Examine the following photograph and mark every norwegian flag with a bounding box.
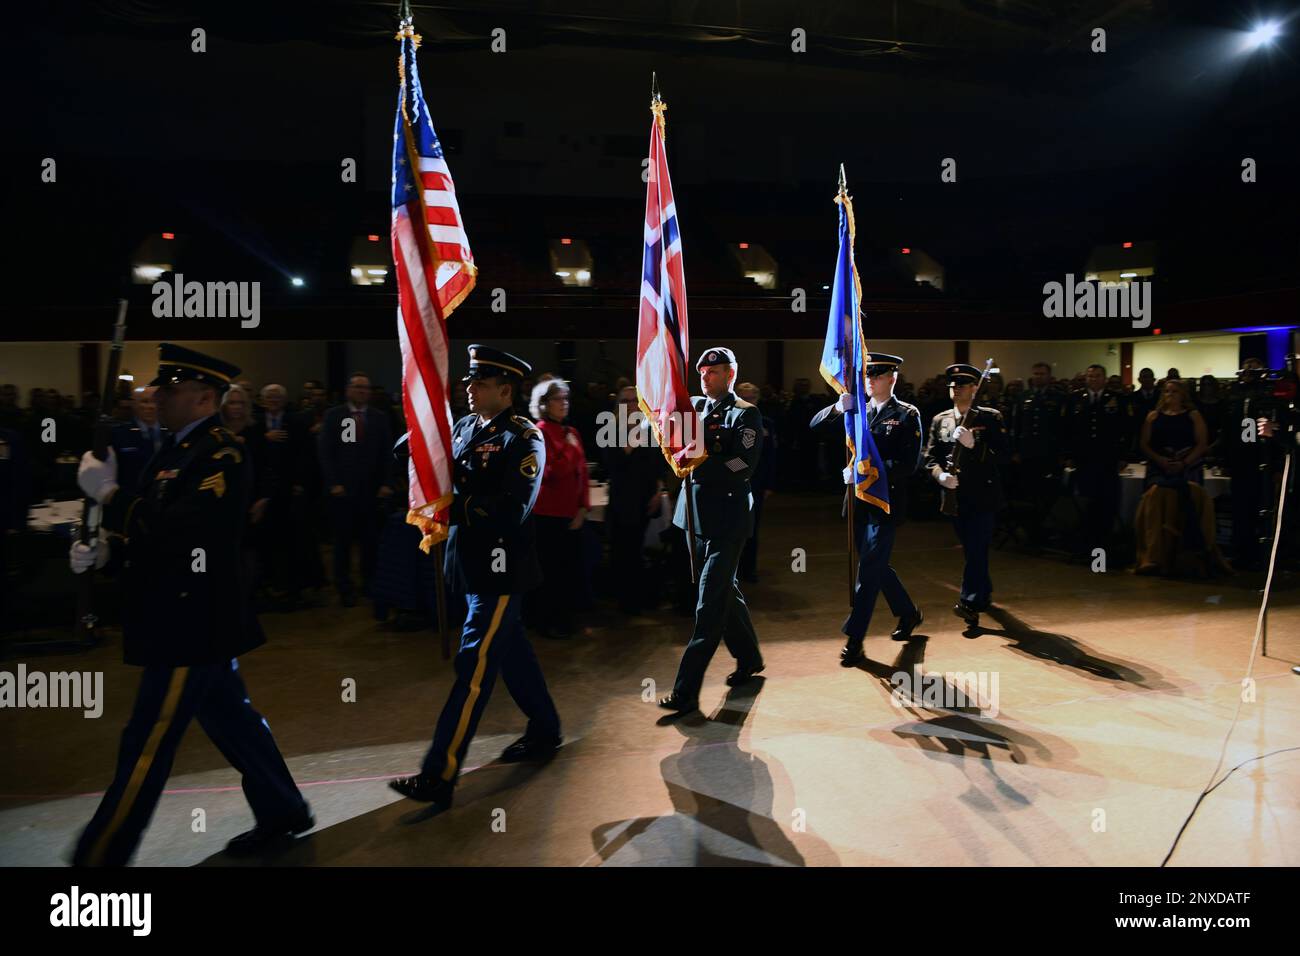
[391,19,476,551]
[636,104,704,477]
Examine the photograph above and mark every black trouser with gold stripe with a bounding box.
[420,593,561,784]
[73,658,307,867]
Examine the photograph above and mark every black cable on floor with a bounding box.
[1161,450,1293,867]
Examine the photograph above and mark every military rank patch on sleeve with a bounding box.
[725,457,746,472]
[519,452,539,478]
[740,428,756,449]
[198,471,227,498]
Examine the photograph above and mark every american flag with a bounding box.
[391,19,475,551]
[636,102,704,477]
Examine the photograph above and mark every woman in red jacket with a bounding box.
[527,378,590,637]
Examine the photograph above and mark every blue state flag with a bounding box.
[819,187,890,513]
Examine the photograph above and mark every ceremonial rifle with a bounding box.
[73,299,127,644]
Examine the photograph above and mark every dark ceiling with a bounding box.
[10,0,1299,336]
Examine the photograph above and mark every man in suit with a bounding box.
[249,383,308,603]
[923,363,1009,629]
[811,352,924,665]
[70,344,310,865]
[389,345,562,809]
[109,386,167,494]
[658,347,765,714]
[318,373,393,606]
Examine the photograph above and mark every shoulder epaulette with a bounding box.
[733,397,755,410]
[510,415,542,439]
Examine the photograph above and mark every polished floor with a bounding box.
[2,493,1298,867]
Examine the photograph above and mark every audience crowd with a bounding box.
[0,355,1291,639]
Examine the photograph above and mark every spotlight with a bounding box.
[1243,20,1282,50]
[291,277,305,287]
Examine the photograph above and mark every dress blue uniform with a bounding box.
[923,364,1009,626]
[392,346,561,807]
[660,348,764,711]
[73,345,309,866]
[812,353,925,661]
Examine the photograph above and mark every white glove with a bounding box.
[77,449,119,504]
[952,426,975,449]
[843,465,853,485]
[938,471,959,490]
[69,540,108,574]
[837,393,853,412]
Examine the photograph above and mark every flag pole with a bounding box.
[839,165,857,606]
[396,0,449,657]
[650,74,697,584]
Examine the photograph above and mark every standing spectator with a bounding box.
[736,382,776,583]
[0,426,31,631]
[220,385,254,436]
[0,384,22,430]
[527,379,589,638]
[318,373,393,607]
[604,386,667,616]
[1065,364,1133,555]
[1010,362,1066,546]
[782,377,818,490]
[221,386,259,583]
[1194,375,1224,447]
[111,386,168,494]
[249,384,311,607]
[1130,368,1160,437]
[1214,359,1282,570]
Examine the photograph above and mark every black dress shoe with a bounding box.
[657,692,698,713]
[499,734,562,763]
[388,773,453,807]
[840,639,865,666]
[952,601,979,626]
[725,663,765,686]
[225,807,314,856]
[891,608,924,641]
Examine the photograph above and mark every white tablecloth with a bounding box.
[27,499,92,534]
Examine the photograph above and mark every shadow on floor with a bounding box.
[194,757,556,867]
[588,679,840,866]
[974,606,1178,690]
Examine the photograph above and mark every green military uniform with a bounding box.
[73,344,308,866]
[661,347,764,710]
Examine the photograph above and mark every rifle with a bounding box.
[946,356,993,515]
[73,300,128,644]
